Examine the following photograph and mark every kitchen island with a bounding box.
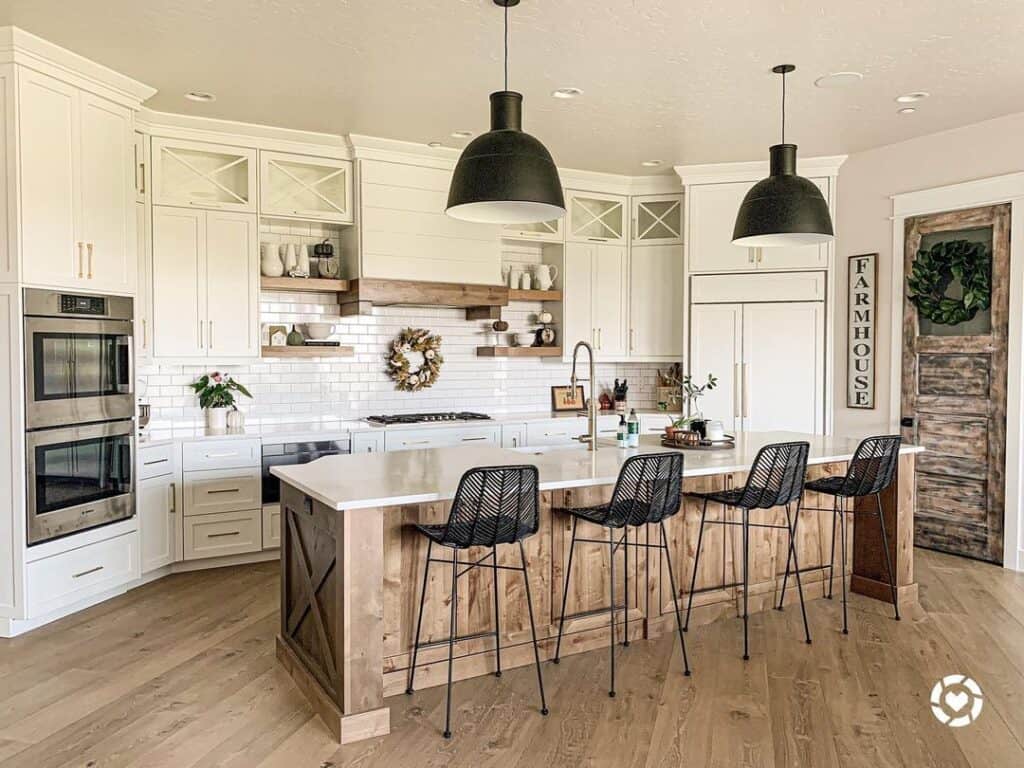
[271,431,922,743]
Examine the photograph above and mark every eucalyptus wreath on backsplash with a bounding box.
[907,238,991,326]
[387,328,444,392]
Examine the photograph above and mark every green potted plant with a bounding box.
[191,372,252,430]
[665,373,718,438]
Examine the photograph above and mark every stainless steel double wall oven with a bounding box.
[23,289,136,545]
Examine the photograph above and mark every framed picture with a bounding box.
[847,253,876,409]
[551,384,586,412]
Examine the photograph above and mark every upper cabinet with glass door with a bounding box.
[151,138,256,213]
[259,151,353,224]
[501,217,563,243]
[631,194,683,246]
[566,190,628,244]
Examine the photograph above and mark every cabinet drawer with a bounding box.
[138,443,177,480]
[185,468,262,518]
[351,431,385,453]
[501,424,526,449]
[183,509,262,560]
[184,468,261,516]
[690,271,826,303]
[384,425,499,452]
[26,533,138,617]
[639,413,674,434]
[262,504,281,550]
[181,439,260,471]
[526,419,587,446]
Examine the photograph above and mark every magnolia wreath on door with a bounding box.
[907,238,991,325]
[387,328,444,392]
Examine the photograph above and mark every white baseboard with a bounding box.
[0,583,130,638]
[171,549,278,573]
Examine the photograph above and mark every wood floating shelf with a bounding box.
[476,346,562,358]
[508,289,562,302]
[336,278,510,319]
[261,345,354,358]
[260,277,351,293]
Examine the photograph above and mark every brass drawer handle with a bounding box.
[72,565,104,579]
[206,488,241,494]
[208,531,241,538]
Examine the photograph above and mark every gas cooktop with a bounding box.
[364,412,492,426]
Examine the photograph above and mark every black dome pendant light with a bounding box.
[732,65,834,247]
[446,0,566,224]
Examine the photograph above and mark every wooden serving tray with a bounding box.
[661,435,736,451]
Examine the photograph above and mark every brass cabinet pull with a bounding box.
[86,243,94,279]
[72,565,104,579]
[208,531,241,538]
[206,487,241,495]
[168,482,177,513]
[77,242,85,278]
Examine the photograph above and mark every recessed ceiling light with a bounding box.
[427,141,443,148]
[451,130,473,139]
[641,160,662,167]
[896,91,929,103]
[814,71,863,89]
[551,87,583,99]
[897,107,917,115]
[185,91,216,102]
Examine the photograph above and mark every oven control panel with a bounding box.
[60,294,107,315]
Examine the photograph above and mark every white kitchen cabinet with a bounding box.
[183,509,262,561]
[138,472,178,574]
[151,138,256,212]
[351,431,385,453]
[689,300,824,434]
[639,412,675,435]
[524,416,619,446]
[25,533,138,617]
[564,242,627,356]
[501,424,526,449]
[687,179,830,273]
[689,303,743,432]
[566,190,628,244]
[631,195,682,246]
[17,68,135,292]
[151,206,258,360]
[384,425,500,452]
[262,505,281,550]
[135,202,151,359]
[184,468,262,517]
[133,131,147,202]
[259,150,353,223]
[628,244,682,358]
[501,218,563,243]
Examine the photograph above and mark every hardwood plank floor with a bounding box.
[2,549,1023,767]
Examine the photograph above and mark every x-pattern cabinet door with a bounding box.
[631,194,683,246]
[152,138,256,212]
[567,191,628,244]
[259,151,353,223]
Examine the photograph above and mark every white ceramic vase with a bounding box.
[226,409,245,429]
[205,407,229,430]
[296,244,311,276]
[260,243,284,277]
[283,243,298,273]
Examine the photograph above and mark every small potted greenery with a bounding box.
[666,373,718,439]
[191,372,252,430]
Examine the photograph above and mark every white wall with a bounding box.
[834,111,1024,434]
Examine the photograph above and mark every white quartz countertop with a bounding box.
[271,430,924,512]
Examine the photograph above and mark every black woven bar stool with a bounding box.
[552,453,691,698]
[683,441,812,660]
[779,435,902,633]
[405,465,548,739]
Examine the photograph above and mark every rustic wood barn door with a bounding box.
[902,203,1010,562]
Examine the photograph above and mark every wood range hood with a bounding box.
[338,278,510,320]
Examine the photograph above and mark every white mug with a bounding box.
[705,420,726,441]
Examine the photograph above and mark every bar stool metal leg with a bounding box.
[785,501,812,644]
[553,516,578,664]
[443,547,458,739]
[492,545,502,677]
[839,496,849,635]
[684,498,709,632]
[875,493,901,620]
[518,541,549,715]
[826,496,839,599]
[660,521,691,676]
[406,539,432,695]
[742,507,750,661]
[622,527,630,647]
[608,527,616,697]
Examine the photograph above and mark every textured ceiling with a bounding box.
[1,0,1022,173]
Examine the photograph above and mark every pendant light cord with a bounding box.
[781,68,786,144]
[504,2,509,91]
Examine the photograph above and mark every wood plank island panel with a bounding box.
[275,448,918,743]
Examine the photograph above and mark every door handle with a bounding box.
[733,363,741,418]
[208,321,213,349]
[142,318,148,350]
[460,436,488,442]
[168,482,176,513]
[86,243,94,279]
[198,320,203,348]
[208,531,241,538]
[629,328,635,352]
[597,327,603,349]
[742,363,750,419]
[206,488,241,495]
[77,242,85,278]
[72,565,104,579]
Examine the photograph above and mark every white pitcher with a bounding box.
[533,263,559,291]
[260,243,284,277]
